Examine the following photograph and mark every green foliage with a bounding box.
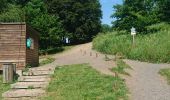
[43,64,129,100]
[46,0,102,43]
[0,0,8,12]
[101,24,112,33]
[0,4,24,22]
[156,0,170,22]
[111,0,160,33]
[24,0,66,50]
[159,68,170,84]
[93,23,170,63]
[39,57,55,66]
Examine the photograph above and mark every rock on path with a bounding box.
[124,59,170,100]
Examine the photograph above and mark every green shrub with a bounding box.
[93,23,170,63]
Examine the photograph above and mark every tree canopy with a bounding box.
[46,0,102,43]
[112,0,170,33]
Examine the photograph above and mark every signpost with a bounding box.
[131,27,136,45]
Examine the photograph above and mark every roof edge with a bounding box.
[0,22,26,25]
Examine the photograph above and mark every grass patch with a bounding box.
[43,64,129,100]
[112,60,132,76]
[0,74,10,99]
[159,68,170,84]
[93,23,170,63]
[39,57,55,66]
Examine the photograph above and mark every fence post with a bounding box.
[3,63,14,83]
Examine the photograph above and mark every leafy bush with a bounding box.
[93,23,170,63]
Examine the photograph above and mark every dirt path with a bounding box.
[124,59,170,100]
[39,43,115,76]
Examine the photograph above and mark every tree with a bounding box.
[155,0,170,22]
[0,0,8,12]
[101,24,112,33]
[111,0,159,33]
[46,0,102,43]
[24,0,66,49]
[0,4,24,22]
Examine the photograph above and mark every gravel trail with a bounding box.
[124,59,170,100]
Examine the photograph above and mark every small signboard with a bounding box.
[26,38,32,48]
[65,37,70,44]
[131,27,136,35]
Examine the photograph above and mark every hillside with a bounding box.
[93,23,170,63]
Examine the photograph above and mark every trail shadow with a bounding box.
[39,47,64,55]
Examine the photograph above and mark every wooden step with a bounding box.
[19,76,50,79]
[18,76,51,82]
[11,82,48,89]
[22,70,54,76]
[2,89,45,98]
[4,97,39,100]
[29,67,55,71]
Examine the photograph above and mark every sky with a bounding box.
[100,0,122,26]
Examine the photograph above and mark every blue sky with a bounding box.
[100,0,122,26]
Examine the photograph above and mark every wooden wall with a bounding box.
[0,23,26,70]
[26,25,39,67]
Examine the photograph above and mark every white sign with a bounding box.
[131,27,136,35]
[65,38,69,44]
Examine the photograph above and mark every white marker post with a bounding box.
[131,27,136,46]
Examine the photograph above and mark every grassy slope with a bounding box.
[0,75,10,99]
[159,68,170,84]
[43,64,128,100]
[93,23,170,63]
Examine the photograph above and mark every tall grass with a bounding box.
[93,23,170,63]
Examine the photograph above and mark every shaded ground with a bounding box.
[124,59,170,100]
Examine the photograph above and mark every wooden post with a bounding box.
[132,35,135,46]
[3,63,14,83]
[90,52,92,56]
[96,53,98,58]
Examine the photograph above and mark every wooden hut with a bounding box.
[0,22,39,70]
